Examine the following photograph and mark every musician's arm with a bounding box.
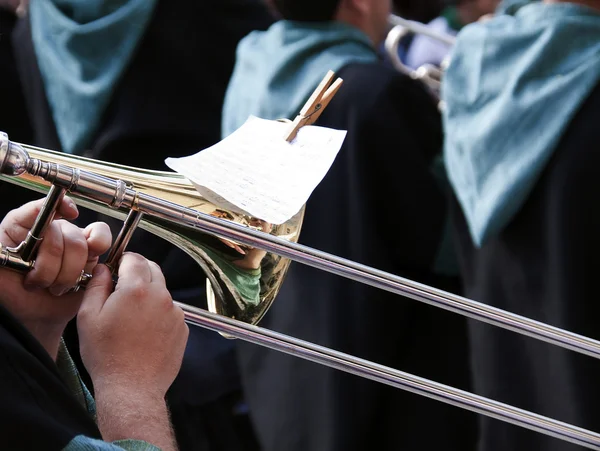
[0,202,185,451]
[77,257,188,451]
[92,387,176,451]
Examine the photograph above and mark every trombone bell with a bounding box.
[0,133,303,328]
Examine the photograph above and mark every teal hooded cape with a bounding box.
[221,20,378,138]
[30,0,158,154]
[443,1,600,247]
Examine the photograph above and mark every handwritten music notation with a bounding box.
[165,116,347,224]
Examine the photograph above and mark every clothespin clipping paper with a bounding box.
[284,70,344,142]
[165,71,346,225]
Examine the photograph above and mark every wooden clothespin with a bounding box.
[284,70,344,142]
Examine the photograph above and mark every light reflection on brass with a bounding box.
[1,144,303,327]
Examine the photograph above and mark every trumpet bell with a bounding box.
[0,143,303,328]
[385,15,456,101]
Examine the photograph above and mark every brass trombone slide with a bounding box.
[2,135,600,449]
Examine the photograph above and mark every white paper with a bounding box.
[165,116,347,224]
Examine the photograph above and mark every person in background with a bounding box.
[0,0,30,144]
[0,197,189,450]
[0,0,34,219]
[443,0,600,449]
[267,0,447,21]
[10,1,274,449]
[222,0,476,450]
[404,0,500,69]
[393,0,446,22]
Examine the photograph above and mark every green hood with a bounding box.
[222,20,377,137]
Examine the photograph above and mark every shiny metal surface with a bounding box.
[0,139,303,326]
[389,15,456,46]
[18,185,66,262]
[385,15,455,101]
[105,209,144,273]
[0,183,67,273]
[0,245,33,272]
[177,302,600,450]
[2,135,600,447]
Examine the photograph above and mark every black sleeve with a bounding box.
[0,307,101,450]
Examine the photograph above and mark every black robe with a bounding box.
[451,83,600,451]
[0,7,34,217]
[236,62,477,451]
[7,1,273,450]
[0,304,102,450]
[0,8,31,144]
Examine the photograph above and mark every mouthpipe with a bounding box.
[0,132,29,177]
[0,132,133,209]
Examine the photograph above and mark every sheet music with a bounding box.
[165,116,347,224]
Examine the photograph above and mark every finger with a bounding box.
[56,196,79,220]
[218,238,246,255]
[82,223,112,275]
[84,222,112,260]
[220,238,236,249]
[78,264,113,319]
[114,253,153,288]
[47,221,88,296]
[147,260,166,287]
[230,242,246,255]
[0,198,46,245]
[24,221,64,289]
[0,197,78,246]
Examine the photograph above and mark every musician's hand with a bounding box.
[77,253,189,398]
[0,197,112,327]
[77,253,187,451]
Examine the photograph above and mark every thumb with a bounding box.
[78,264,113,318]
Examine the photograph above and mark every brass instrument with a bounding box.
[0,134,302,327]
[2,134,600,449]
[385,15,455,101]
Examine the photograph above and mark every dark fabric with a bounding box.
[0,8,38,220]
[169,389,260,451]
[237,62,477,451]
[392,0,445,22]
[451,82,600,451]
[11,0,273,449]
[0,9,32,144]
[13,0,275,169]
[0,304,102,450]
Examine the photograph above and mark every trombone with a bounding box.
[2,133,600,449]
